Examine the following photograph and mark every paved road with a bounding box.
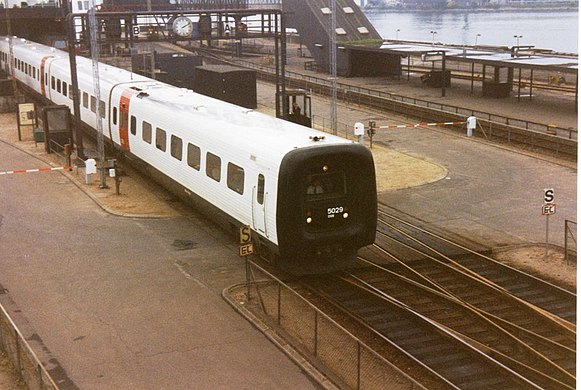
[0,139,317,389]
[375,126,577,248]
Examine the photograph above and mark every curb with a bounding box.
[222,284,340,390]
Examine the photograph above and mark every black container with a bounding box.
[193,65,257,109]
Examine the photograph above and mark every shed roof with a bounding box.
[345,42,578,74]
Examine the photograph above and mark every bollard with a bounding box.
[354,122,365,145]
[85,158,96,185]
[64,144,72,168]
[467,116,476,137]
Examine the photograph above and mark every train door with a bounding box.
[118,91,132,151]
[252,173,267,236]
[40,56,53,98]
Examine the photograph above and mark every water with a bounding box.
[364,10,579,54]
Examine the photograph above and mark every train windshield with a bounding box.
[305,172,346,201]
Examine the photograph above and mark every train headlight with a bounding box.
[343,213,349,219]
[322,165,329,172]
[306,217,313,224]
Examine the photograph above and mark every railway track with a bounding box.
[288,207,576,389]
[300,272,572,389]
[374,206,576,324]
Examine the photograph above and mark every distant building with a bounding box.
[72,0,103,12]
[1,0,103,11]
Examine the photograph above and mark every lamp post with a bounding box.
[475,33,481,46]
[430,30,437,45]
[513,34,523,47]
[396,28,400,40]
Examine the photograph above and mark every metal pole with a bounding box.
[246,256,250,300]
[67,16,85,159]
[545,215,549,259]
[329,0,337,135]
[470,62,474,94]
[564,220,569,265]
[88,2,107,189]
[529,68,533,100]
[441,51,446,97]
[274,12,281,118]
[313,311,318,356]
[518,67,522,101]
[280,11,287,118]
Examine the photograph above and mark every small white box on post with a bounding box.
[354,122,365,145]
[85,158,97,185]
[467,116,477,137]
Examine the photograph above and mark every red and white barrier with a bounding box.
[0,166,73,176]
[373,121,465,130]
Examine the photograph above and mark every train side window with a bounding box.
[170,135,182,161]
[257,174,265,205]
[44,74,48,86]
[51,76,55,90]
[227,163,244,195]
[99,100,105,118]
[142,121,152,143]
[112,107,117,125]
[56,79,61,93]
[187,143,200,171]
[206,152,221,182]
[90,96,96,113]
[33,66,36,78]
[155,127,167,151]
[82,92,88,108]
[62,81,67,96]
[130,115,136,135]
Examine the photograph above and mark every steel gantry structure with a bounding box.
[64,6,286,156]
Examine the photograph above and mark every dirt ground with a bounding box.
[492,245,576,292]
[0,111,576,386]
[0,351,24,390]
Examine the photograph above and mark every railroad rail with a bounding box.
[300,272,574,389]
[375,206,577,324]
[242,206,576,388]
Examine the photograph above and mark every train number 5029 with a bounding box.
[327,206,344,218]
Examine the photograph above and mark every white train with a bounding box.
[0,37,377,270]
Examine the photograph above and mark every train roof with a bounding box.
[4,37,355,164]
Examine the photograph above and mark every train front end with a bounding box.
[276,143,377,273]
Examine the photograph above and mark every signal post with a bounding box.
[239,225,254,299]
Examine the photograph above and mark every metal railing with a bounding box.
[564,220,576,265]
[244,259,426,390]
[0,304,59,390]
[233,59,578,141]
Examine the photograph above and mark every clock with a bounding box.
[172,16,193,37]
